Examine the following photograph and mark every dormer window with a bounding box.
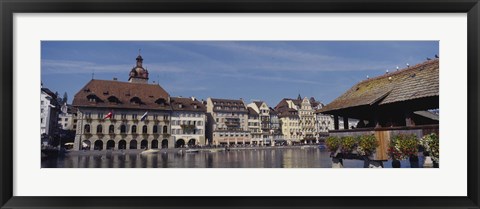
[179,104,183,108]
[86,94,102,103]
[107,96,120,104]
[193,104,197,109]
[155,98,166,105]
[130,97,142,105]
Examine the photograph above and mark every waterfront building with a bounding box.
[315,103,334,134]
[170,97,207,147]
[248,101,273,146]
[205,98,250,146]
[269,108,284,145]
[247,107,262,145]
[275,95,325,144]
[58,103,77,131]
[275,99,301,145]
[72,55,173,150]
[318,59,439,160]
[41,85,61,145]
[298,96,317,143]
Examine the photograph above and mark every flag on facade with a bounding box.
[140,111,148,121]
[104,111,113,119]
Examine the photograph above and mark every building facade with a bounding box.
[41,86,60,139]
[269,108,284,145]
[298,97,316,143]
[247,107,262,145]
[275,95,326,144]
[170,97,207,148]
[205,98,250,146]
[72,55,174,150]
[58,103,77,131]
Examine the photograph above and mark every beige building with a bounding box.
[247,107,262,145]
[205,98,250,146]
[248,101,274,146]
[170,97,206,147]
[72,55,174,150]
[275,95,324,144]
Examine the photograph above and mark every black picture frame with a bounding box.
[1,0,479,208]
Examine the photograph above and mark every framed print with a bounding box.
[1,0,479,208]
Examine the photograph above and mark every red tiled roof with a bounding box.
[171,97,206,112]
[210,98,248,113]
[72,79,171,110]
[319,59,439,113]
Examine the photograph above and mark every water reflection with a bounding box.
[41,148,421,168]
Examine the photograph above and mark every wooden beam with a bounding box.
[343,117,349,130]
[334,115,339,130]
[405,111,416,127]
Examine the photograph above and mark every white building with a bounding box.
[247,107,262,145]
[170,97,207,147]
[58,103,77,131]
[314,103,335,133]
[41,86,60,138]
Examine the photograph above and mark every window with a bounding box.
[163,115,169,120]
[132,114,137,119]
[96,125,103,133]
[121,114,127,119]
[85,113,91,118]
[153,114,158,120]
[109,125,115,134]
[163,126,168,134]
[153,125,158,133]
[142,125,147,134]
[120,125,126,133]
[84,124,91,133]
[97,113,103,119]
[41,118,44,123]
[41,101,44,105]
[131,125,137,134]
[65,118,68,122]
[41,108,44,113]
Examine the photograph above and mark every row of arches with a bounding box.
[84,124,168,134]
[82,139,168,150]
[82,138,197,150]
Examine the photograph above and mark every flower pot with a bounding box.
[392,159,401,168]
[423,156,434,168]
[409,155,419,168]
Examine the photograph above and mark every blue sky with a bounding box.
[41,41,438,107]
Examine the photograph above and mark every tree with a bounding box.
[55,91,62,104]
[62,92,68,104]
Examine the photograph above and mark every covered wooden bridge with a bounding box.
[318,59,439,160]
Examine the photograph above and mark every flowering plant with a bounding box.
[420,133,439,163]
[325,136,341,153]
[357,134,379,156]
[388,134,419,160]
[340,136,357,154]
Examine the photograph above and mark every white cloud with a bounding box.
[41,59,187,74]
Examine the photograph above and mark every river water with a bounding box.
[41,147,422,168]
